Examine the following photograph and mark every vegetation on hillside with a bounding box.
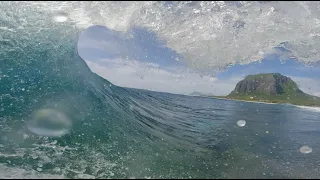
[213,73,320,107]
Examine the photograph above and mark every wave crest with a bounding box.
[1,1,320,69]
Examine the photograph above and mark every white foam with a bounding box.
[0,164,65,179]
[1,2,320,69]
[295,105,320,113]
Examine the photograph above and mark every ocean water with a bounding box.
[1,1,320,179]
[1,71,320,179]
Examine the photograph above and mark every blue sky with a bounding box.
[78,25,184,68]
[78,25,320,96]
[218,57,320,80]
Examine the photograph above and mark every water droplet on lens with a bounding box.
[23,133,28,140]
[53,167,61,172]
[129,104,134,111]
[31,154,38,159]
[52,11,68,22]
[37,167,43,172]
[237,120,246,127]
[26,108,72,137]
[300,145,312,154]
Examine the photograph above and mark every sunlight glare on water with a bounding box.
[26,108,72,137]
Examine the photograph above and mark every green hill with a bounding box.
[223,73,320,107]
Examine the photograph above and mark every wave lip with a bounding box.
[1,1,320,70]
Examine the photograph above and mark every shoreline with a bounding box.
[208,96,278,105]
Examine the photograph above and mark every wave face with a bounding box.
[1,1,320,179]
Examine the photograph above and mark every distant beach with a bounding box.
[208,96,278,105]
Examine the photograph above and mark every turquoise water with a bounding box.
[0,2,320,178]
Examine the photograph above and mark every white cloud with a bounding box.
[77,25,141,61]
[314,92,320,97]
[290,76,320,96]
[78,38,115,52]
[85,58,320,96]
[85,59,241,95]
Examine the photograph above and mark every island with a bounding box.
[189,91,214,97]
[212,73,320,107]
